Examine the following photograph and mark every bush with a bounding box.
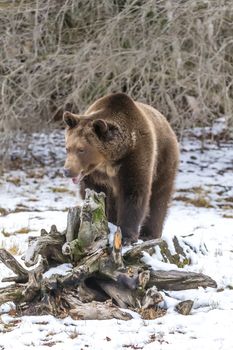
[0,0,232,136]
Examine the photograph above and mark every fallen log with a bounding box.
[148,269,217,291]
[0,189,217,320]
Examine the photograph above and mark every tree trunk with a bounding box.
[0,189,217,320]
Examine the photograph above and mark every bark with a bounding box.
[148,269,217,290]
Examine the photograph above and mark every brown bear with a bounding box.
[63,93,179,244]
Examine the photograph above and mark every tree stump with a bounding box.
[0,189,217,320]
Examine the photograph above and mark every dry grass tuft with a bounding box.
[8,245,20,256]
[0,0,232,142]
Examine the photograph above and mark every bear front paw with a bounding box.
[121,230,139,246]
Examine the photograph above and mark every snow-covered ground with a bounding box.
[0,127,232,350]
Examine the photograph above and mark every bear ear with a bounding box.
[63,111,80,129]
[92,119,108,138]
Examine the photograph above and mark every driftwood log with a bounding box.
[0,189,217,320]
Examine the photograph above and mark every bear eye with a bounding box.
[77,148,85,154]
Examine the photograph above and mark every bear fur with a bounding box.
[63,93,179,244]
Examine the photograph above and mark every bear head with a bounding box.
[63,111,129,184]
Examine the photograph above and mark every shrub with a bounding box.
[0,0,232,136]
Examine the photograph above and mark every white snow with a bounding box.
[43,264,73,278]
[0,129,233,349]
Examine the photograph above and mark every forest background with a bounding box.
[0,0,232,144]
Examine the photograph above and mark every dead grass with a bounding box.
[49,187,76,196]
[138,306,166,320]
[49,186,70,193]
[175,185,215,208]
[6,177,21,186]
[222,214,233,219]
[8,246,20,255]
[175,193,213,208]
[16,227,31,234]
[0,208,8,216]
[190,197,213,208]
[1,228,11,237]
[1,319,21,333]
[1,227,32,237]
[0,0,233,145]
[68,329,80,339]
[14,204,30,212]
[217,196,233,203]
[218,204,233,210]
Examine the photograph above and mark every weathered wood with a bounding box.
[66,206,81,242]
[124,237,190,267]
[19,293,132,320]
[0,248,28,283]
[99,279,138,308]
[0,189,218,320]
[78,189,108,248]
[23,258,47,302]
[1,268,81,316]
[0,284,25,305]
[62,189,109,262]
[148,269,217,291]
[123,239,165,262]
[0,257,46,305]
[66,298,132,320]
[23,224,68,268]
[98,278,161,310]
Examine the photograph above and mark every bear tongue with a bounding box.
[72,174,83,184]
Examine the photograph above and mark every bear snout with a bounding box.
[63,168,72,178]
